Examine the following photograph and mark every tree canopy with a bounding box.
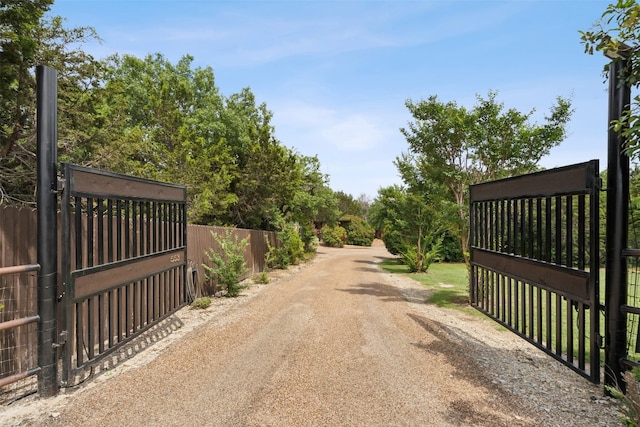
[581,0,640,156]
[0,3,340,248]
[379,91,573,262]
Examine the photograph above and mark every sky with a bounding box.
[49,0,614,199]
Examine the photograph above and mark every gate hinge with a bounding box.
[53,330,67,349]
[57,179,65,192]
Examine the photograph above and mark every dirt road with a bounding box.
[3,241,621,426]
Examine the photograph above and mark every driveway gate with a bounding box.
[60,163,187,385]
[469,160,601,383]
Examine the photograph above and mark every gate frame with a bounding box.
[59,163,188,385]
[469,160,601,383]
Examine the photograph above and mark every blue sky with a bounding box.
[49,0,612,199]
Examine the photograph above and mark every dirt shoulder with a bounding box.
[2,241,622,426]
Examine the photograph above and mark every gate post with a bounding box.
[36,65,59,397]
[604,55,631,392]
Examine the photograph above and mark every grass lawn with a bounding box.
[380,258,472,311]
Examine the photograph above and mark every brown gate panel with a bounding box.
[60,164,187,385]
[469,160,601,383]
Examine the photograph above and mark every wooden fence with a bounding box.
[188,224,278,295]
[0,206,277,399]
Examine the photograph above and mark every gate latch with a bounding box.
[53,330,67,349]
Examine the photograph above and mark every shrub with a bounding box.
[400,234,444,273]
[440,232,464,262]
[340,215,375,246]
[305,235,320,252]
[321,224,346,247]
[253,272,269,284]
[190,296,211,309]
[299,222,319,253]
[381,227,404,255]
[266,222,305,269]
[202,230,249,297]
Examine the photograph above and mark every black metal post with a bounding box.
[36,65,59,397]
[605,57,631,392]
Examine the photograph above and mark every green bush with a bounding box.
[381,227,404,255]
[266,222,305,269]
[340,215,375,246]
[305,235,320,252]
[400,234,444,273]
[440,232,464,262]
[299,222,319,253]
[190,296,211,309]
[202,230,249,297]
[321,224,346,247]
[253,272,269,284]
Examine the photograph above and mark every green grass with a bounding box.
[380,259,471,310]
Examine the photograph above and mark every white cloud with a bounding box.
[273,101,392,152]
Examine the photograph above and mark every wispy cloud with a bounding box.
[95,1,524,68]
[272,100,399,152]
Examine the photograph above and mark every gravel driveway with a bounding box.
[3,241,622,426]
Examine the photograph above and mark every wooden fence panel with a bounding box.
[187,225,277,295]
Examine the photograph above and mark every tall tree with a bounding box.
[220,88,303,229]
[0,0,53,160]
[95,53,236,223]
[400,91,573,258]
[288,155,340,247]
[335,191,362,217]
[581,0,640,156]
[0,2,101,204]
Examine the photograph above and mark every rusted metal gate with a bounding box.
[60,163,187,385]
[469,160,601,383]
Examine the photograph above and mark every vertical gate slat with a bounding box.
[578,302,586,370]
[566,195,573,268]
[87,199,94,268]
[578,195,586,270]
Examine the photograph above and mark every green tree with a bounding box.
[369,185,406,255]
[400,91,573,260]
[95,53,236,223]
[581,0,640,156]
[220,88,313,231]
[0,3,102,204]
[287,155,340,250]
[335,191,362,216]
[0,0,53,162]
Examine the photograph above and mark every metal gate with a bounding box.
[60,163,187,385]
[469,160,601,383]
